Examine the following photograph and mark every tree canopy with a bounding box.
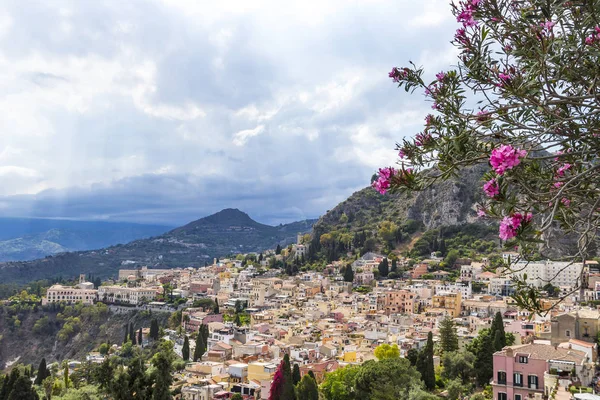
[375,0,600,312]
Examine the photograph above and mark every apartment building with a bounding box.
[98,286,158,305]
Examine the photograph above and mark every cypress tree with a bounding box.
[193,324,207,362]
[149,319,159,341]
[34,358,48,385]
[182,336,190,361]
[281,354,296,400]
[130,323,136,345]
[137,328,143,346]
[63,362,69,390]
[439,317,459,353]
[295,374,318,400]
[391,259,398,273]
[475,330,494,386]
[214,298,219,314]
[276,244,282,255]
[124,323,129,344]
[343,265,354,283]
[292,363,301,385]
[491,312,506,351]
[307,370,316,380]
[378,258,389,277]
[417,332,435,390]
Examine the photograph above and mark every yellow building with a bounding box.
[341,351,357,362]
[431,292,462,318]
[247,361,278,382]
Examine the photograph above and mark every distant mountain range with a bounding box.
[0,209,316,283]
[0,218,172,261]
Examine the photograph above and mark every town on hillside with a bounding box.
[6,232,599,400]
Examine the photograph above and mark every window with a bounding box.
[515,395,522,400]
[528,375,538,389]
[514,373,523,387]
[498,393,507,400]
[497,371,507,384]
[566,330,571,337]
[518,356,528,364]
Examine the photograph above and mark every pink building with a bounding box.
[492,343,590,400]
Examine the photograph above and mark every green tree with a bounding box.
[281,354,296,400]
[123,323,129,344]
[129,323,136,346]
[292,363,301,385]
[443,250,460,268]
[491,312,506,351]
[151,342,175,400]
[439,317,459,353]
[441,351,475,384]
[406,348,419,366]
[182,336,190,361]
[343,265,354,283]
[214,298,220,314]
[194,324,208,362]
[417,332,435,390]
[137,328,142,346]
[391,259,398,273]
[446,378,464,400]
[98,343,110,355]
[354,358,422,400]
[7,370,39,400]
[276,244,282,255]
[378,258,389,277]
[42,376,54,400]
[231,395,243,400]
[475,330,494,386]
[374,343,400,360]
[34,358,49,385]
[149,319,159,341]
[95,358,114,391]
[63,362,70,391]
[295,374,319,400]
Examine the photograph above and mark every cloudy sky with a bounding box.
[0,0,457,226]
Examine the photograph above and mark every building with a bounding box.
[492,343,593,400]
[434,281,472,299]
[43,277,98,306]
[431,292,462,317]
[503,260,587,289]
[98,286,158,305]
[551,309,600,345]
[247,361,278,382]
[383,290,415,315]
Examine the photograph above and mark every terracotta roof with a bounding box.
[496,344,588,364]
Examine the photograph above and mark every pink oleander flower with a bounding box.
[372,167,396,194]
[415,132,432,147]
[586,36,595,45]
[432,102,440,110]
[425,114,434,126]
[499,212,532,241]
[477,208,487,217]
[489,145,527,175]
[455,28,469,46]
[561,198,571,207]
[497,72,511,87]
[398,149,406,159]
[553,181,563,189]
[540,20,555,35]
[556,163,571,176]
[476,110,491,123]
[436,72,446,81]
[483,179,500,198]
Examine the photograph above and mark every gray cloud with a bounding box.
[0,0,457,226]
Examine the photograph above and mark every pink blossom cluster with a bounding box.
[425,114,434,126]
[477,208,487,217]
[415,132,433,147]
[556,163,571,177]
[489,144,527,175]
[435,72,446,81]
[398,149,407,159]
[457,0,481,27]
[499,212,532,241]
[476,110,491,123]
[561,198,571,207]
[372,167,396,194]
[496,72,512,88]
[454,28,470,47]
[389,67,409,82]
[585,26,600,45]
[538,20,555,37]
[483,178,499,198]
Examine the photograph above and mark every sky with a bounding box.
[0,0,458,226]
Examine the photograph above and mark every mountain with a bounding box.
[0,218,172,261]
[315,164,487,235]
[0,209,317,283]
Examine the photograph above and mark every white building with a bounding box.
[98,286,158,305]
[434,281,472,299]
[43,283,98,305]
[503,260,586,289]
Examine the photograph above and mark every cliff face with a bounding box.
[315,164,487,234]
